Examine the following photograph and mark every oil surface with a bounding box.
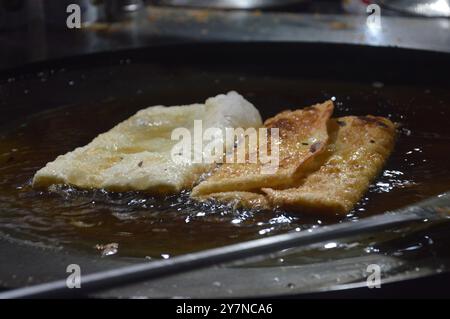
[0,62,450,259]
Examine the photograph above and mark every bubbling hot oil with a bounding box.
[0,96,450,259]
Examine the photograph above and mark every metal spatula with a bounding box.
[1,192,449,299]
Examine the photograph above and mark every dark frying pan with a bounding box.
[0,42,450,298]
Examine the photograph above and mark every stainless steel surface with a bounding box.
[380,0,450,17]
[1,193,449,298]
[43,0,145,26]
[152,0,307,9]
[0,237,420,298]
[2,6,450,70]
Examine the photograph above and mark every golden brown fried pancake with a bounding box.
[33,92,263,194]
[191,100,334,196]
[193,115,396,215]
[263,116,396,215]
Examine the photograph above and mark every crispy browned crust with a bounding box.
[194,115,396,216]
[263,116,396,215]
[191,100,334,196]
